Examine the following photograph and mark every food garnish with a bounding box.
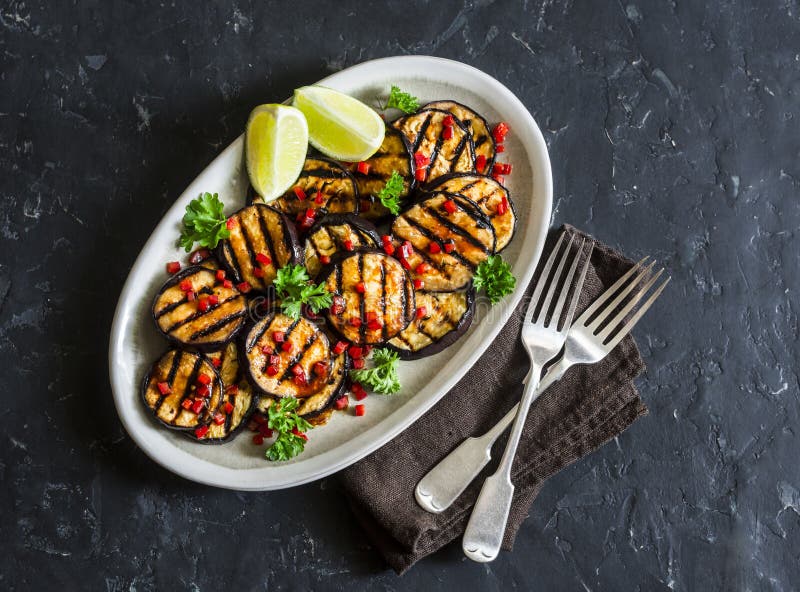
[473,255,516,304]
[376,170,405,215]
[273,264,333,319]
[178,192,231,252]
[350,348,401,394]
[384,85,419,114]
[265,397,313,461]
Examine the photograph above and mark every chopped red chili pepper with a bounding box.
[191,399,205,414]
[333,341,348,355]
[330,295,345,315]
[416,306,427,319]
[314,191,325,205]
[212,412,226,426]
[443,199,457,214]
[367,320,382,331]
[266,365,278,377]
[496,144,505,153]
[195,385,209,398]
[399,257,411,270]
[166,261,181,274]
[293,187,306,201]
[222,279,233,289]
[496,199,508,216]
[415,263,429,274]
[414,151,430,168]
[365,311,378,322]
[415,168,427,182]
[413,278,424,290]
[443,240,455,253]
[157,382,171,395]
[281,341,293,353]
[313,361,327,376]
[291,427,308,441]
[349,317,362,328]
[443,114,454,127]
[383,243,395,256]
[272,331,285,343]
[186,290,195,302]
[291,364,304,377]
[215,269,226,281]
[428,242,441,254]
[211,357,222,368]
[259,424,273,437]
[305,208,316,219]
[400,241,413,258]
[269,354,281,367]
[181,398,193,410]
[355,404,366,416]
[492,122,509,143]
[442,125,453,140]
[194,425,209,439]
[226,217,237,230]
[381,234,392,245]
[179,279,193,292]
[197,373,211,386]
[355,281,366,294]
[223,401,235,414]
[256,252,271,265]
[237,282,252,293]
[349,345,363,359]
[254,267,265,278]
[357,161,370,175]
[197,297,209,312]
[261,344,274,355]
[208,294,219,306]
[293,374,307,386]
[353,358,365,369]
[492,173,505,185]
[252,434,264,445]
[253,413,268,425]
[334,395,349,410]
[475,154,487,173]
[319,254,331,265]
[343,239,354,251]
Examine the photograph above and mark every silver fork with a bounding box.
[417,256,670,531]
[461,232,592,563]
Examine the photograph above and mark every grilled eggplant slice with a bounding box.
[304,214,381,277]
[391,193,496,291]
[142,349,223,431]
[426,173,517,252]
[216,204,302,292]
[241,311,332,399]
[256,349,348,418]
[320,250,415,345]
[199,342,256,442]
[388,288,475,359]
[344,128,415,221]
[253,157,360,216]
[392,108,475,184]
[423,101,495,172]
[152,266,248,349]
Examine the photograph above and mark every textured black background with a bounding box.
[2,1,798,590]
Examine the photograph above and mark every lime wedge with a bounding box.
[293,86,385,161]
[245,104,308,202]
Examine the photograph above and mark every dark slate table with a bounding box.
[2,1,798,589]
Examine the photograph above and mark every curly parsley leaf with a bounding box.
[473,255,516,304]
[376,170,405,215]
[350,348,401,394]
[384,85,419,114]
[273,264,333,319]
[178,192,231,252]
[265,397,313,461]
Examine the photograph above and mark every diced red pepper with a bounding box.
[269,354,281,367]
[415,168,426,182]
[272,331,285,343]
[399,257,411,270]
[333,341,348,355]
[195,385,209,398]
[355,404,366,417]
[208,294,219,306]
[191,399,205,414]
[365,311,378,322]
[352,383,367,400]
[188,248,211,264]
[475,154,487,173]
[293,186,307,201]
[293,374,307,386]
[254,267,265,278]
[256,252,272,265]
[253,434,264,445]
[319,254,331,265]
[330,295,345,315]
[400,241,413,259]
[415,263,429,274]
[253,413,268,425]
[223,401,234,414]
[157,382,171,395]
[181,398,193,410]
[367,320,382,331]
[211,357,222,368]
[313,361,328,376]
[334,395,349,410]
[194,425,209,439]
[261,344,274,355]
[225,384,239,394]
[349,345,363,359]
[443,240,455,253]
[226,217,237,230]
[179,279,193,292]
[237,282,252,293]
[212,412,226,426]
[349,317,362,328]
[383,243,395,256]
[215,269,226,281]
[197,298,209,312]
[197,373,211,386]
[381,234,392,245]
[355,281,366,294]
[186,290,195,302]
[428,242,441,254]
[414,151,430,168]
[492,122,509,143]
[442,125,453,140]
[281,341,293,353]
[353,358,365,369]
[492,173,505,185]
[259,424,273,437]
[443,199,457,214]
[291,428,308,441]
[343,239,354,251]
[166,261,181,274]
[305,208,316,219]
[416,306,428,319]
[222,279,233,289]
[443,114,454,127]
[493,163,512,176]
[266,365,278,377]
[357,161,370,174]
[496,144,505,153]
[291,364,304,376]
[413,278,424,290]
[496,198,508,216]
[315,191,325,205]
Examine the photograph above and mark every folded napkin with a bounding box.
[339,225,648,574]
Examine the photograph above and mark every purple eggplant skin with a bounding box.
[423,172,517,252]
[386,286,476,360]
[306,213,382,248]
[140,348,224,432]
[214,203,304,292]
[151,265,248,351]
[420,100,496,172]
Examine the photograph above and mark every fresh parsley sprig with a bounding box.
[273,264,333,319]
[350,348,401,394]
[384,85,419,114]
[178,192,231,252]
[265,397,313,462]
[376,170,405,215]
[473,255,516,304]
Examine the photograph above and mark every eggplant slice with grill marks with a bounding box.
[387,288,475,360]
[423,101,495,173]
[344,128,415,221]
[256,349,349,418]
[152,265,248,350]
[392,108,475,184]
[253,157,360,216]
[304,214,381,277]
[391,192,496,291]
[198,342,256,442]
[142,349,223,431]
[242,311,332,399]
[216,204,302,292]
[425,173,517,252]
[319,250,415,345]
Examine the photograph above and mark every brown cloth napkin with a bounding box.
[339,225,648,574]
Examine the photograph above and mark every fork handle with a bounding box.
[415,356,572,514]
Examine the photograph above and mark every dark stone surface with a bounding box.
[1,0,798,589]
